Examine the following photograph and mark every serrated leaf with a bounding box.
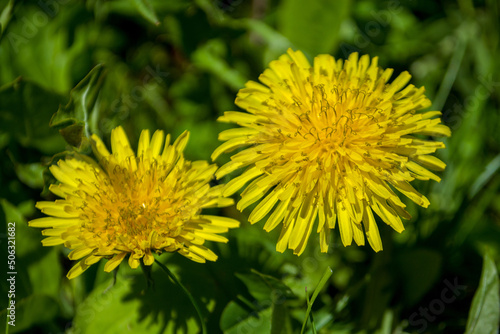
[58,123,86,148]
[50,64,105,148]
[465,253,500,334]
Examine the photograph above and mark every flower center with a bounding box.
[79,158,197,252]
[278,83,387,155]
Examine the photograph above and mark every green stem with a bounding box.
[431,23,469,111]
[301,267,333,334]
[154,258,207,334]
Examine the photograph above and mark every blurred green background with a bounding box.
[0,0,499,333]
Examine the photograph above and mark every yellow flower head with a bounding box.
[30,126,239,279]
[212,49,450,255]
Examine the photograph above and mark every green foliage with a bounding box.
[465,253,500,334]
[50,64,106,149]
[0,78,65,153]
[221,302,273,334]
[131,0,160,26]
[1,0,499,333]
[277,0,351,56]
[301,267,332,334]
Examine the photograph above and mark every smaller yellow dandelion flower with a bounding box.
[30,126,239,279]
[212,49,450,255]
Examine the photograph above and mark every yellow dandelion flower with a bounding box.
[30,126,239,279]
[212,49,450,255]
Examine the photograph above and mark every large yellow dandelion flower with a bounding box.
[30,126,239,279]
[212,49,450,255]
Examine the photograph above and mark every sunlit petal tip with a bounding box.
[104,253,127,273]
[143,251,154,266]
[68,247,93,260]
[66,260,90,280]
[137,129,151,155]
[90,133,111,160]
[128,255,141,269]
[173,130,190,153]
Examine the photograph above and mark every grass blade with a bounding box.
[301,267,333,334]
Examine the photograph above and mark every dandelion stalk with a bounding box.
[155,258,207,334]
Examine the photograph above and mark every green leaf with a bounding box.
[58,123,86,148]
[13,163,45,189]
[130,0,160,25]
[301,267,332,334]
[192,40,247,91]
[303,308,335,334]
[0,78,65,154]
[27,248,62,297]
[465,253,500,334]
[240,19,292,63]
[374,309,394,334]
[271,300,292,334]
[0,0,15,38]
[223,270,294,333]
[154,258,207,334]
[304,289,317,334]
[50,64,106,149]
[430,22,468,112]
[0,4,91,94]
[397,248,443,306]
[220,301,253,331]
[7,151,45,189]
[0,199,61,307]
[0,294,59,332]
[0,199,40,258]
[469,153,500,198]
[277,0,351,55]
[71,259,218,334]
[235,269,295,303]
[220,301,273,334]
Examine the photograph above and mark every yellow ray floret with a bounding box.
[213,49,450,255]
[30,126,239,279]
